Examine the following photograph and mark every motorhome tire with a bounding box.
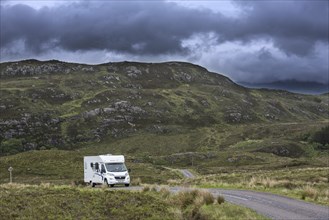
[104,179,109,187]
[91,182,96,187]
[110,184,114,187]
[125,184,130,187]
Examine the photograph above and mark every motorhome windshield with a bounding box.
[105,163,127,172]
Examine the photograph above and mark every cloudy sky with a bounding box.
[1,0,328,86]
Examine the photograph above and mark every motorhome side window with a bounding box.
[90,163,94,171]
[101,164,106,173]
[95,163,99,171]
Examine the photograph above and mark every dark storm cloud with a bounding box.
[2,1,327,56]
[231,1,329,56]
[1,1,225,55]
[0,0,328,84]
[230,47,328,83]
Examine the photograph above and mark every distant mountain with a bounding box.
[238,80,329,95]
[0,60,328,155]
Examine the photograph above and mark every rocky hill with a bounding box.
[0,60,328,155]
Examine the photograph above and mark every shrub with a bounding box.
[39,146,47,150]
[311,126,329,146]
[0,138,24,155]
[217,195,225,204]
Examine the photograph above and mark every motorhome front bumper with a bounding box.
[108,176,130,184]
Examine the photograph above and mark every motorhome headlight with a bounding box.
[109,173,115,177]
[125,172,128,176]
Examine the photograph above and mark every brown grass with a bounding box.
[159,186,171,198]
[142,185,150,192]
[301,185,319,200]
[131,177,142,186]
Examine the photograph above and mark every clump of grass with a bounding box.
[150,185,158,192]
[248,176,283,189]
[142,185,150,192]
[197,190,215,205]
[40,182,51,188]
[168,207,183,220]
[261,177,276,188]
[159,186,171,198]
[169,189,216,219]
[131,177,142,186]
[101,182,108,188]
[301,185,319,200]
[248,176,258,188]
[172,190,198,209]
[279,180,296,190]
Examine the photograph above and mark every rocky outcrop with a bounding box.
[1,62,95,77]
[83,101,146,119]
[126,66,142,78]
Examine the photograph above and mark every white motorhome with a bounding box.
[84,154,130,187]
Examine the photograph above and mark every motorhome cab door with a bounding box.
[93,162,102,183]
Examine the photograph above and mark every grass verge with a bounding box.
[180,167,329,206]
[0,183,268,220]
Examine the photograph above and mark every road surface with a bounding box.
[112,186,329,220]
[208,188,329,220]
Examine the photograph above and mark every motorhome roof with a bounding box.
[99,155,124,163]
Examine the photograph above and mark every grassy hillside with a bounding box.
[0,120,328,185]
[1,60,328,155]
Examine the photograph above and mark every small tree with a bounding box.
[312,126,329,146]
[0,138,24,155]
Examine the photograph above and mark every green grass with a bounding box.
[0,184,173,220]
[0,183,268,220]
[199,203,268,220]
